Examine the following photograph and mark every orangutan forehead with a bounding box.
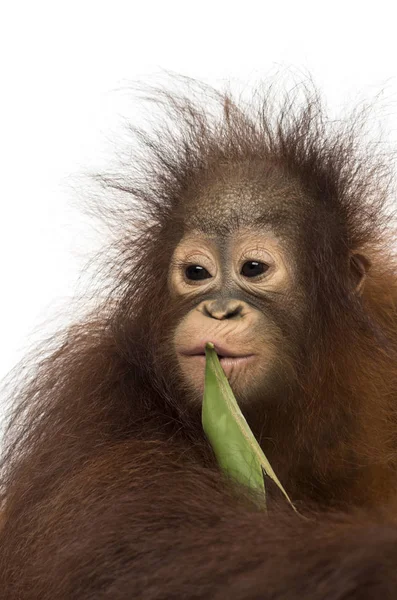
[183,179,304,236]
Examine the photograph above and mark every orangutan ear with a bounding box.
[350,253,371,294]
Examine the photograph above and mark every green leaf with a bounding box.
[202,342,296,511]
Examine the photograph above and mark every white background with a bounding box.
[0,1,397,414]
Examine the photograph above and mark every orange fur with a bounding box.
[1,81,397,598]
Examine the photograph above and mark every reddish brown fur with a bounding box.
[1,81,397,598]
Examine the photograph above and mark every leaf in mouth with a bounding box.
[202,342,296,512]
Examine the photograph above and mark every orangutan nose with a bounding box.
[202,299,244,320]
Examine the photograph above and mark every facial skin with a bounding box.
[169,224,301,406]
[166,168,371,411]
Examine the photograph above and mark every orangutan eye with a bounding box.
[185,265,212,281]
[241,261,269,278]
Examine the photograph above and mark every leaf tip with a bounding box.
[205,341,215,351]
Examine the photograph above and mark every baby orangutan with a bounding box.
[1,82,397,599]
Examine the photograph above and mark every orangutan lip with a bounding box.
[181,354,255,375]
[181,344,254,360]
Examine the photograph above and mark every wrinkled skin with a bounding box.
[172,225,302,404]
[170,183,364,407]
